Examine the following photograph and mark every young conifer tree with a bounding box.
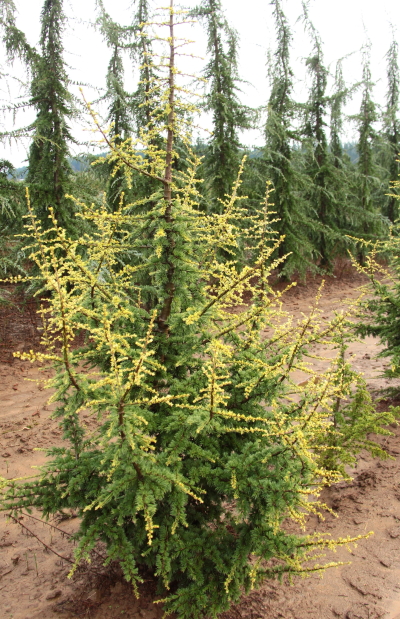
[329,55,381,251]
[383,37,400,223]
[196,0,251,208]
[0,159,24,239]
[353,43,385,259]
[302,2,342,268]
[330,59,347,167]
[97,4,132,212]
[0,3,39,282]
[129,0,166,202]
[357,45,378,219]
[357,44,377,213]
[131,0,157,133]
[105,44,131,211]
[26,0,75,233]
[328,59,358,241]
[0,158,28,286]
[261,0,315,278]
[1,4,395,618]
[355,181,400,386]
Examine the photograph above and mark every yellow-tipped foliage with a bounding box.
[1,6,395,619]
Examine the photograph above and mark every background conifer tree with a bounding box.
[353,43,385,257]
[357,44,378,215]
[302,2,341,268]
[196,0,251,208]
[3,5,392,618]
[131,0,156,133]
[383,37,400,223]
[97,4,132,212]
[26,0,75,232]
[356,184,400,387]
[0,158,25,270]
[105,45,131,211]
[330,59,347,167]
[328,59,358,244]
[129,0,166,203]
[260,0,314,278]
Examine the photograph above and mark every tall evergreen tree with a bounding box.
[357,44,377,215]
[129,0,166,203]
[196,0,251,207]
[26,0,74,232]
[105,44,131,211]
[97,4,132,212]
[3,7,395,617]
[383,37,400,223]
[330,58,347,167]
[260,0,315,277]
[328,58,357,238]
[329,54,382,253]
[131,0,157,133]
[353,42,385,257]
[242,0,314,278]
[302,2,340,267]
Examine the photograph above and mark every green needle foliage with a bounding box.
[196,0,252,208]
[129,0,166,202]
[26,0,75,233]
[0,158,23,231]
[316,319,397,476]
[0,5,392,618]
[131,0,158,134]
[261,0,315,278]
[0,0,37,66]
[383,37,400,223]
[97,3,132,212]
[353,43,385,259]
[0,159,27,281]
[328,59,363,250]
[302,3,344,268]
[330,59,347,168]
[355,185,400,386]
[357,44,378,217]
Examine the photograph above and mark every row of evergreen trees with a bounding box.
[2,6,399,618]
[0,0,399,278]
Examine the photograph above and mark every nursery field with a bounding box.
[2,0,400,617]
[2,268,400,619]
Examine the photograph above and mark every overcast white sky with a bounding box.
[1,0,400,167]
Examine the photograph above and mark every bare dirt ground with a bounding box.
[2,267,400,619]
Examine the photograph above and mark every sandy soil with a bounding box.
[2,268,400,619]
